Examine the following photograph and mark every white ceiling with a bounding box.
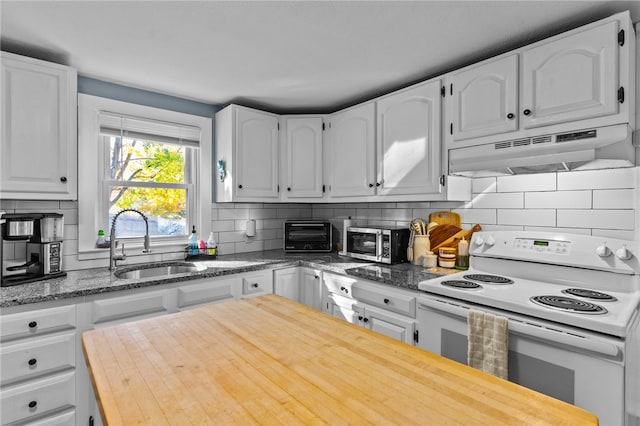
[2,1,639,114]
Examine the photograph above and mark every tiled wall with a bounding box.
[313,167,640,244]
[2,167,637,271]
[0,199,311,270]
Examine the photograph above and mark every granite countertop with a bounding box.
[1,250,457,308]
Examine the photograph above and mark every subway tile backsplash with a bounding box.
[2,167,637,271]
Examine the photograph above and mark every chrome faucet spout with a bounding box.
[109,208,152,270]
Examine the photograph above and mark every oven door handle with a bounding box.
[418,298,621,358]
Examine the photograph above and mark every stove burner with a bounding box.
[530,295,607,315]
[441,280,482,289]
[463,274,514,285]
[562,288,617,301]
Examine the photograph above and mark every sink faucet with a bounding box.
[109,208,151,270]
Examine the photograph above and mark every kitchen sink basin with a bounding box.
[114,262,199,280]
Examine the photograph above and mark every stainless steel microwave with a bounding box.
[344,226,410,264]
[284,220,333,252]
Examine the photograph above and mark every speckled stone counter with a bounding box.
[1,250,455,307]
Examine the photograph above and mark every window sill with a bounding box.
[78,240,188,261]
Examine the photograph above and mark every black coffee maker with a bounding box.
[1,212,66,286]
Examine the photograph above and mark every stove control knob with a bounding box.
[474,236,485,246]
[596,243,611,257]
[485,235,496,247]
[615,245,633,261]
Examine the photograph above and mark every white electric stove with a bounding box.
[416,231,640,426]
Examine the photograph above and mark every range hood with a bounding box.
[449,124,637,175]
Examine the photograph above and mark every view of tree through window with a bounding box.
[107,136,190,238]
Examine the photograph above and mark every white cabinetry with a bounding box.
[281,116,325,199]
[446,12,634,150]
[215,104,279,201]
[0,303,77,425]
[521,19,621,129]
[376,80,443,196]
[322,272,418,345]
[449,54,518,142]
[273,267,322,310]
[240,270,273,298]
[0,52,77,200]
[326,102,376,198]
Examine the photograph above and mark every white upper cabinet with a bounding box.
[1,52,77,200]
[450,54,519,142]
[521,19,620,129]
[376,80,442,196]
[326,102,376,198]
[281,117,324,199]
[215,105,279,202]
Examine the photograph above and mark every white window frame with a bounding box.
[78,94,211,260]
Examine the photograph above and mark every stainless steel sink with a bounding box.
[114,262,199,279]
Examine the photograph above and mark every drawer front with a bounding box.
[1,332,75,386]
[0,371,75,425]
[323,273,357,299]
[1,305,76,342]
[177,279,237,310]
[242,271,273,297]
[352,284,416,317]
[24,409,75,426]
[92,290,169,325]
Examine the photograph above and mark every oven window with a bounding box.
[441,330,575,404]
[347,232,377,255]
[286,224,328,242]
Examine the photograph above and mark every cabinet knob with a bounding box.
[383,298,390,304]
[28,400,37,409]
[358,315,363,321]
[238,184,243,189]
[60,176,67,183]
[287,187,291,191]
[375,182,381,187]
[28,321,37,329]
[314,275,319,279]
[368,183,374,188]
[28,358,37,367]
[340,286,349,294]
[251,283,259,288]
[523,109,531,116]
[507,113,515,119]
[363,317,369,323]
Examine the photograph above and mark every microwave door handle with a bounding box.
[376,230,383,261]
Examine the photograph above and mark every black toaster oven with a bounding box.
[284,220,333,252]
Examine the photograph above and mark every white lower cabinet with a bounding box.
[274,267,322,310]
[0,303,77,426]
[274,267,300,301]
[322,272,418,345]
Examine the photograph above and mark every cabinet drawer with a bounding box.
[0,371,75,425]
[352,284,416,317]
[92,290,169,325]
[323,273,357,298]
[24,409,75,426]
[241,271,273,297]
[0,305,76,342]
[1,332,75,386]
[177,279,237,310]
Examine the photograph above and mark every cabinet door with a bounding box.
[283,117,324,198]
[450,55,518,141]
[521,20,619,129]
[273,268,300,302]
[300,268,322,310]
[326,103,376,197]
[376,80,442,195]
[1,53,77,200]
[326,294,359,324]
[363,305,416,345]
[235,107,279,199]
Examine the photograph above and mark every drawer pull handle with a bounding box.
[251,283,259,288]
[28,321,37,329]
[28,358,37,367]
[340,286,349,294]
[28,400,37,409]
[383,298,390,304]
[363,317,369,323]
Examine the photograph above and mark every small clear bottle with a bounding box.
[188,226,199,255]
[96,229,109,248]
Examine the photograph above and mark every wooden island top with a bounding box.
[82,294,597,425]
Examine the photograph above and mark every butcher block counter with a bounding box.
[82,294,597,425]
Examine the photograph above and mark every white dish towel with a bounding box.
[467,309,509,380]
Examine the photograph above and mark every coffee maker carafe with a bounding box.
[1,212,66,286]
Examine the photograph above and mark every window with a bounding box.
[78,95,211,258]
